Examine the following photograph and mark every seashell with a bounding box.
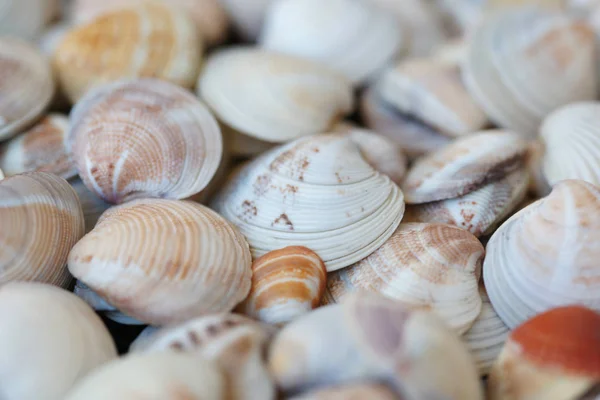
[68,198,252,325]
[324,223,484,334]
[0,0,58,39]
[218,0,273,40]
[462,7,597,138]
[69,179,111,233]
[0,114,75,179]
[259,0,404,84]
[404,168,529,237]
[64,352,224,400]
[0,172,85,287]
[269,292,484,399]
[38,22,72,57]
[401,130,529,204]
[376,58,488,137]
[130,313,275,400]
[0,38,55,141]
[213,133,405,272]
[291,383,399,400]
[238,246,327,325]
[0,282,117,400]
[483,179,600,328]
[488,305,600,400]
[54,1,203,103]
[198,47,354,144]
[68,79,222,204]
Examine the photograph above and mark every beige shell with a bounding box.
[218,0,273,40]
[325,223,484,334]
[0,282,117,400]
[0,38,54,141]
[68,79,222,204]
[197,47,353,144]
[68,198,252,325]
[1,172,85,287]
[291,383,399,400]
[69,179,111,233]
[54,1,203,103]
[401,130,528,204]
[0,0,58,39]
[483,180,600,328]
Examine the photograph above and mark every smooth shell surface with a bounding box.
[0,0,58,39]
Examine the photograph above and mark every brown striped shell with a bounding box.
[67,79,222,204]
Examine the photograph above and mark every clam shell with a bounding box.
[69,179,111,233]
[0,0,58,39]
[68,79,222,204]
[0,172,85,287]
[197,47,353,143]
[401,130,528,204]
[483,180,600,328]
[213,133,405,272]
[324,223,484,334]
[0,38,54,141]
[68,198,252,325]
[218,0,273,40]
[291,383,399,400]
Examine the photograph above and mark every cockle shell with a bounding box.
[198,47,353,144]
[324,223,484,334]
[401,130,528,204]
[213,133,405,272]
[291,383,399,400]
[269,292,483,399]
[0,38,54,141]
[54,1,203,103]
[68,198,252,325]
[238,246,327,325]
[68,79,222,204]
[488,306,600,400]
[0,172,84,287]
[0,0,58,39]
[218,0,273,40]
[69,179,111,233]
[483,179,600,328]
[0,282,117,400]
[259,0,403,84]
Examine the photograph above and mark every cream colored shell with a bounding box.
[0,0,58,39]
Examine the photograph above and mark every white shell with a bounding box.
[0,0,58,39]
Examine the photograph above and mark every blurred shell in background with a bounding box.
[0,0,59,40]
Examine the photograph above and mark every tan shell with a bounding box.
[69,179,111,233]
[68,198,252,325]
[0,0,59,39]
[218,0,273,40]
[68,79,222,204]
[54,1,203,103]
[0,173,85,287]
[291,383,399,400]
[0,38,54,141]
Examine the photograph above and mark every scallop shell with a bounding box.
[291,383,399,400]
[324,223,484,334]
[1,172,85,287]
[488,306,600,400]
[54,1,203,103]
[198,47,354,144]
[218,0,273,40]
[68,79,222,204]
[0,38,54,141]
[0,0,58,39]
[68,198,252,325]
[401,130,528,204]
[0,282,117,400]
[69,179,111,233]
[483,179,600,328]
[213,133,405,272]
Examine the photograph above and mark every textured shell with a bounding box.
[218,0,273,40]
[0,282,117,400]
[462,7,597,138]
[0,173,85,287]
[259,0,403,84]
[401,130,528,204]
[69,179,111,233]
[213,134,405,271]
[68,199,252,325]
[483,180,600,329]
[0,114,75,179]
[68,79,222,204]
[0,0,58,39]
[324,223,484,334]
[238,246,327,325]
[291,383,399,400]
[0,38,54,141]
[198,47,353,143]
[54,1,202,103]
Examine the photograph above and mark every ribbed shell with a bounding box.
[69,179,111,233]
[68,79,222,204]
[0,0,58,39]
[291,383,398,400]
[483,180,600,329]
[401,130,528,204]
[197,47,354,143]
[213,134,405,272]
[0,38,54,141]
[68,198,252,325]
[0,173,85,287]
[54,1,203,103]
[324,223,484,334]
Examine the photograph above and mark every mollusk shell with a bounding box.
[213,133,405,272]
[0,0,58,39]
[291,383,399,400]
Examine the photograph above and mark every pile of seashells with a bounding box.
[2,0,600,399]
